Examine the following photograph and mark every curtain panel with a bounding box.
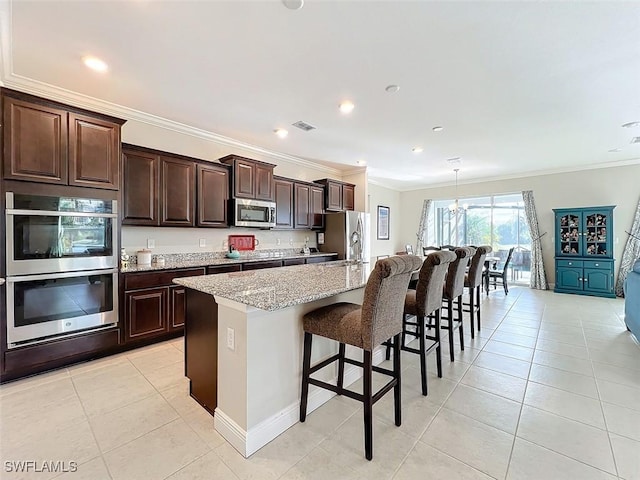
[522,191,549,290]
[415,199,433,256]
[615,196,640,297]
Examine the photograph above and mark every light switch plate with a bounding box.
[227,328,235,351]
[147,239,155,249]
[199,238,206,247]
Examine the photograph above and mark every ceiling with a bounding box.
[1,0,639,190]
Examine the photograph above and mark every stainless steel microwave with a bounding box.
[232,199,276,228]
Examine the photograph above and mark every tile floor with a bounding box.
[1,287,639,480]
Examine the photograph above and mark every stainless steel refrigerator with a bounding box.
[319,211,370,263]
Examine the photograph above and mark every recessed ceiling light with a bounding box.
[274,128,288,138]
[608,148,622,153]
[412,147,424,154]
[282,0,304,9]
[82,56,108,73]
[432,126,444,132]
[631,136,640,144]
[339,101,355,114]
[622,121,640,128]
[385,85,400,93]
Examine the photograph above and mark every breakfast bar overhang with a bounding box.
[174,261,379,457]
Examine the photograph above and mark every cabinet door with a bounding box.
[197,164,228,227]
[274,178,294,229]
[294,183,311,229]
[122,149,160,226]
[310,185,325,229]
[583,209,612,258]
[255,163,274,201]
[234,159,255,198]
[556,266,583,291]
[342,184,355,211]
[326,181,343,211]
[160,157,196,226]
[125,287,168,341]
[556,211,582,257]
[3,97,68,184]
[242,260,283,270]
[68,113,120,190]
[170,285,186,330]
[584,268,612,294]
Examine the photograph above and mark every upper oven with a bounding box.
[232,198,276,228]
[5,192,118,276]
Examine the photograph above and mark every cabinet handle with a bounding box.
[568,262,572,265]
[595,263,599,267]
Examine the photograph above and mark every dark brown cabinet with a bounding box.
[197,163,229,227]
[294,183,311,229]
[2,89,124,190]
[242,260,283,270]
[160,157,196,227]
[124,287,168,341]
[219,154,275,201]
[207,264,242,275]
[315,178,356,212]
[274,177,294,229]
[122,148,160,226]
[170,286,186,329]
[310,185,325,229]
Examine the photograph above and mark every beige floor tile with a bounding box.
[589,349,640,372]
[160,383,205,418]
[426,355,471,382]
[128,346,184,375]
[586,337,640,357]
[496,323,539,339]
[602,402,640,442]
[394,442,493,480]
[375,386,440,439]
[52,456,112,480]
[0,368,70,398]
[532,350,594,377]
[297,394,359,438]
[597,379,640,412]
[535,338,590,359]
[501,316,541,329]
[490,330,537,348]
[103,419,209,480]
[592,362,640,389]
[517,405,616,474]
[165,451,238,480]
[444,383,522,434]
[474,351,531,379]
[528,363,599,398]
[88,393,179,453]
[421,407,514,479]
[524,381,605,428]
[507,438,616,480]
[403,367,458,406]
[610,433,640,480]
[279,446,366,480]
[484,340,534,361]
[143,361,187,392]
[181,406,227,449]
[460,365,527,402]
[537,330,588,347]
[214,442,279,480]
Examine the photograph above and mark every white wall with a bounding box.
[398,163,640,284]
[367,182,403,259]
[120,119,350,254]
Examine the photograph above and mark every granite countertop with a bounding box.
[120,251,338,273]
[173,260,374,311]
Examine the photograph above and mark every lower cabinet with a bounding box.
[555,259,614,297]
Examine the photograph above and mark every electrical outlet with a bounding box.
[276,238,281,246]
[289,238,294,246]
[147,239,155,249]
[199,238,206,248]
[227,327,235,351]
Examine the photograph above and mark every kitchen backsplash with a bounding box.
[121,226,318,256]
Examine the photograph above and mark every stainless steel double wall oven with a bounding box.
[4,191,119,348]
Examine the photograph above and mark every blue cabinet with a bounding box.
[553,206,615,298]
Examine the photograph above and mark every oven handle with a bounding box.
[6,209,118,218]
[0,278,4,286]
[6,268,118,283]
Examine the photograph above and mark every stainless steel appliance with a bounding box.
[6,192,118,275]
[319,211,370,263]
[231,198,276,228]
[4,192,119,348]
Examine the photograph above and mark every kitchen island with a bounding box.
[174,260,376,457]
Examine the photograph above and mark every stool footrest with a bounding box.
[309,353,341,375]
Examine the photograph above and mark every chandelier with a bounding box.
[448,168,469,213]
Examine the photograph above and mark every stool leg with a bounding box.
[458,296,465,351]
[418,315,427,396]
[447,299,454,362]
[363,350,373,461]
[337,343,346,395]
[393,333,402,426]
[435,309,442,378]
[385,342,391,361]
[469,287,476,339]
[476,285,482,332]
[300,332,312,422]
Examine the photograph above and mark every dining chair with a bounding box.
[422,246,441,255]
[487,247,515,294]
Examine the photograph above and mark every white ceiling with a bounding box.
[1,0,639,190]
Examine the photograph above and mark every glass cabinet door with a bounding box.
[583,211,610,256]
[558,213,581,256]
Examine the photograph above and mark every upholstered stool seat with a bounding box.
[299,255,422,461]
[463,245,492,338]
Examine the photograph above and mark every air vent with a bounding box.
[292,121,316,132]
[446,157,462,165]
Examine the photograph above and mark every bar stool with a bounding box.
[299,255,422,461]
[397,250,456,396]
[440,247,474,361]
[464,245,492,338]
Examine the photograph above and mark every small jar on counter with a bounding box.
[153,255,165,267]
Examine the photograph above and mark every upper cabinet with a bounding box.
[314,178,356,212]
[219,154,275,201]
[274,177,294,229]
[122,144,228,228]
[274,176,325,230]
[2,89,125,190]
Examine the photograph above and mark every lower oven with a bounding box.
[6,268,118,348]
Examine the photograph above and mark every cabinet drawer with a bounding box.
[306,255,333,264]
[207,264,242,275]
[583,260,611,270]
[556,259,583,268]
[283,258,306,266]
[124,268,205,290]
[242,260,283,271]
